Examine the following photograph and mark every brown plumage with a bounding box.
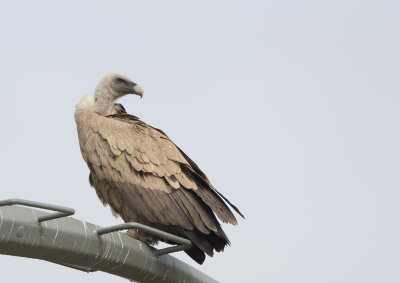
[75,72,243,264]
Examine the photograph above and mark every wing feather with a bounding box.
[77,108,243,262]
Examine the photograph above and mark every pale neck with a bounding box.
[94,89,115,116]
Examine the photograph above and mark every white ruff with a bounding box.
[76,94,95,112]
[74,94,95,122]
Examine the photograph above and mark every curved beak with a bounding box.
[132,83,144,98]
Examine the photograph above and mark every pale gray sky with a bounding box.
[0,1,399,282]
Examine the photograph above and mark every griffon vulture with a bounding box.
[75,72,243,264]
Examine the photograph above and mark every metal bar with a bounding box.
[0,198,75,222]
[0,200,218,283]
[97,223,192,256]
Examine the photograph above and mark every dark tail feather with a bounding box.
[181,229,214,256]
[185,245,206,265]
[180,228,230,264]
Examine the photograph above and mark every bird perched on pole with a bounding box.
[75,72,244,264]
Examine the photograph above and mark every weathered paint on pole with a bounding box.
[0,200,218,283]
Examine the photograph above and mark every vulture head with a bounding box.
[93,72,143,116]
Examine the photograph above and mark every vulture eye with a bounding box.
[116,78,124,83]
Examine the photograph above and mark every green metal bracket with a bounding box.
[0,198,75,222]
[97,222,192,256]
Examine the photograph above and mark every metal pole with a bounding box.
[0,199,218,283]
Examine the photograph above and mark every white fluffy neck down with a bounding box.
[75,94,116,120]
[75,94,95,112]
[74,94,95,122]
